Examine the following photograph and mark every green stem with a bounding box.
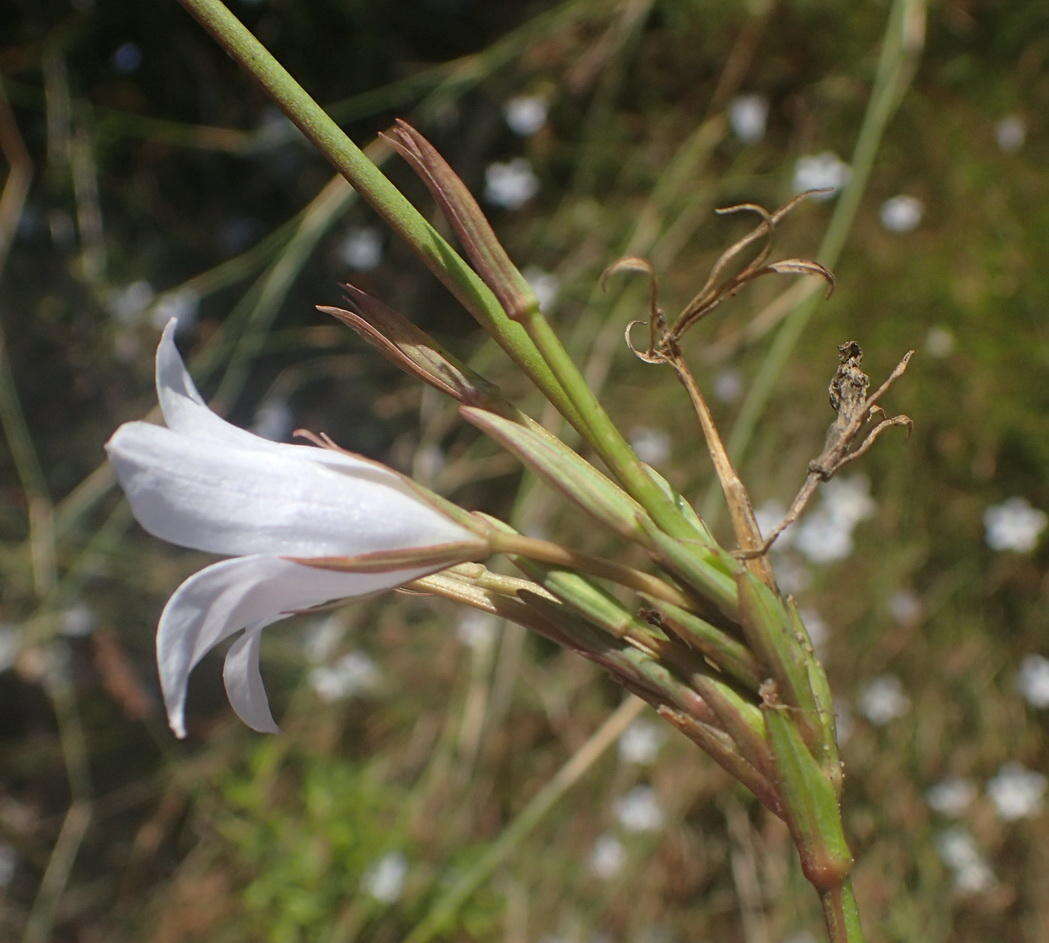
[820,879,866,943]
[489,530,695,610]
[174,0,585,433]
[517,306,698,539]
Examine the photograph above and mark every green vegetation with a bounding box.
[1,1,1046,941]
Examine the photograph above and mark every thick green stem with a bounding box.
[820,879,866,943]
[174,0,586,433]
[516,305,698,539]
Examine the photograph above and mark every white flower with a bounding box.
[857,675,910,725]
[794,475,875,564]
[250,397,294,442]
[105,321,487,737]
[926,776,977,817]
[630,427,671,466]
[109,280,156,325]
[987,762,1046,821]
[936,827,994,893]
[361,851,408,903]
[728,94,768,143]
[879,195,924,233]
[457,610,499,650]
[822,475,877,528]
[60,603,97,638]
[484,158,539,209]
[713,368,743,403]
[302,614,345,663]
[888,590,923,626]
[152,290,200,332]
[995,114,1026,153]
[924,326,955,358]
[523,266,560,309]
[504,96,548,136]
[983,497,1047,552]
[308,650,381,702]
[794,511,854,564]
[589,833,626,878]
[618,719,665,766]
[613,785,664,833]
[337,226,383,271]
[792,152,850,199]
[1017,654,1049,709]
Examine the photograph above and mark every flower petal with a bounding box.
[158,555,436,737]
[106,421,478,557]
[154,319,411,477]
[155,319,268,451]
[223,629,279,734]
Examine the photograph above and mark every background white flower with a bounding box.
[589,833,626,878]
[713,368,743,403]
[361,851,408,903]
[618,719,665,766]
[484,158,539,209]
[337,226,383,271]
[936,827,994,893]
[250,397,294,442]
[308,651,381,702]
[995,114,1026,152]
[983,497,1047,552]
[152,290,200,332]
[888,590,923,626]
[792,152,851,198]
[504,95,548,136]
[926,777,977,817]
[630,427,671,466]
[879,195,924,233]
[524,266,560,309]
[987,762,1046,821]
[858,675,910,725]
[924,325,955,358]
[728,94,768,143]
[1016,654,1049,709]
[613,785,664,833]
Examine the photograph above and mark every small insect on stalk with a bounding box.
[738,340,914,558]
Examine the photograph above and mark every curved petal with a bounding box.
[154,319,413,477]
[158,555,436,737]
[223,629,279,734]
[155,319,270,451]
[106,421,478,557]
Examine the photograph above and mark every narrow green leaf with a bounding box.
[787,598,842,792]
[764,705,853,892]
[737,571,823,751]
[637,515,740,622]
[646,599,763,691]
[461,406,650,542]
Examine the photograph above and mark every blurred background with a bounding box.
[1,1,1047,940]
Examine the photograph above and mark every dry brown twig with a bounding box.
[738,341,914,558]
[604,196,912,570]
